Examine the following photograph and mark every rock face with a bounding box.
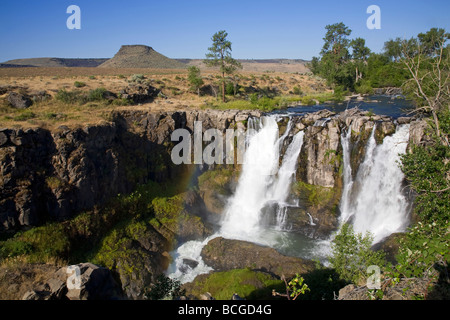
[200,237,316,278]
[0,108,422,236]
[0,109,260,232]
[22,263,123,300]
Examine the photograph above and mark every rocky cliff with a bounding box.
[0,108,426,233]
[0,107,428,299]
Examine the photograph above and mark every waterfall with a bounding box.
[168,116,306,282]
[338,124,353,222]
[221,116,304,239]
[339,124,411,243]
[220,116,282,238]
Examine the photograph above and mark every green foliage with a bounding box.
[187,66,204,95]
[74,81,86,88]
[185,268,285,300]
[145,274,185,300]
[204,30,242,101]
[55,89,84,104]
[197,168,234,193]
[391,113,450,288]
[330,224,387,285]
[12,110,36,121]
[400,123,450,224]
[87,88,107,102]
[292,86,303,95]
[0,223,70,263]
[295,181,336,207]
[301,263,348,300]
[130,74,145,83]
[390,221,450,281]
[286,274,310,300]
[0,239,33,259]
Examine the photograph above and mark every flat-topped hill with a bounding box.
[1,58,108,68]
[98,45,186,69]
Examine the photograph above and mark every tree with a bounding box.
[383,37,403,62]
[400,28,450,147]
[204,30,242,102]
[187,66,204,96]
[312,22,355,90]
[351,37,371,83]
[418,28,450,56]
[321,22,352,56]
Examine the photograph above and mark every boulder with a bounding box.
[7,92,32,109]
[21,263,124,300]
[120,83,159,103]
[200,237,316,278]
[63,263,123,300]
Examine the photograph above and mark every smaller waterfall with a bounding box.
[339,124,411,243]
[339,124,353,222]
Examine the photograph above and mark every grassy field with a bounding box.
[0,67,331,129]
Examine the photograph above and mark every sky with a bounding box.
[0,0,449,62]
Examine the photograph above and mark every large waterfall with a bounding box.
[221,116,304,239]
[168,115,412,283]
[339,124,411,243]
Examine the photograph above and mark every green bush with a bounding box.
[293,86,303,95]
[13,110,36,121]
[0,239,33,259]
[55,89,85,104]
[74,81,86,88]
[87,88,107,102]
[330,224,387,285]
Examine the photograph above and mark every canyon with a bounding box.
[0,106,428,299]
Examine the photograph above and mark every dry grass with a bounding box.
[0,68,328,130]
[0,258,63,300]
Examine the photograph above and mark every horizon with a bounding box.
[1,0,449,62]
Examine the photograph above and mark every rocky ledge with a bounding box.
[201,237,316,278]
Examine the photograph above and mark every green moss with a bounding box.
[294,181,336,208]
[197,168,235,193]
[185,268,284,300]
[0,223,70,263]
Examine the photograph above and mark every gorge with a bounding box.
[0,104,428,299]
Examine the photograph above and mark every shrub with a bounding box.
[293,86,303,95]
[145,274,185,300]
[130,74,145,83]
[55,89,84,104]
[74,81,86,88]
[330,224,387,285]
[87,88,107,102]
[13,110,36,121]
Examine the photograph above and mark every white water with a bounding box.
[168,116,307,283]
[220,116,283,238]
[339,124,411,243]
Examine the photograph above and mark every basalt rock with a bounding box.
[200,237,316,278]
[7,92,32,109]
[21,263,124,300]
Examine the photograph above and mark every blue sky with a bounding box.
[0,0,449,62]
